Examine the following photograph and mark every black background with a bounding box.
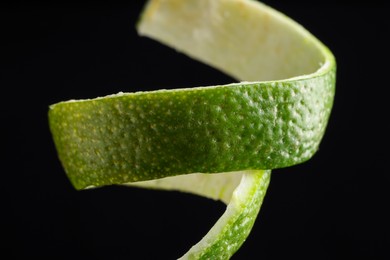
[1,1,389,259]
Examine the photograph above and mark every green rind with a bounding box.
[49,69,334,190]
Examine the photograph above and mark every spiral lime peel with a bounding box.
[49,0,335,258]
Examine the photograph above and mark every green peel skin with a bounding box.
[49,0,335,259]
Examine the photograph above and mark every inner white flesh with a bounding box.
[138,0,326,82]
[128,171,243,205]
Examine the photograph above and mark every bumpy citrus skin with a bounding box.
[49,71,334,190]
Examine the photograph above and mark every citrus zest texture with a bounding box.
[49,0,335,259]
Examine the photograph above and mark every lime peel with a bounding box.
[179,170,270,259]
[48,0,335,259]
[129,170,270,259]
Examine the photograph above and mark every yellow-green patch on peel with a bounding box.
[49,0,335,259]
